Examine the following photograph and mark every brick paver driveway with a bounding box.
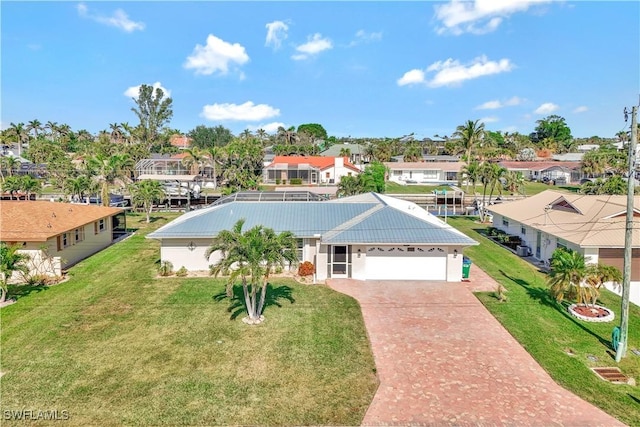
[328,272,624,426]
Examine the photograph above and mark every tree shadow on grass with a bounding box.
[213,283,295,320]
[7,283,49,300]
[498,269,611,348]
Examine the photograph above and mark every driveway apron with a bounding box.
[328,270,624,427]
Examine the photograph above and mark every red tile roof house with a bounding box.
[0,201,125,279]
[169,135,193,150]
[263,156,361,185]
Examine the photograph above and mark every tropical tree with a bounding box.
[130,84,174,149]
[181,147,206,175]
[532,115,572,145]
[205,219,298,324]
[18,175,42,200]
[363,161,388,193]
[221,138,263,191]
[337,175,361,197]
[460,160,481,195]
[1,176,22,199]
[585,264,622,307]
[188,125,233,149]
[297,123,328,142]
[403,142,422,162]
[6,122,30,157]
[0,156,20,178]
[87,153,133,206]
[129,180,165,223]
[27,119,43,139]
[0,243,31,303]
[503,170,525,195]
[547,248,589,305]
[452,119,485,162]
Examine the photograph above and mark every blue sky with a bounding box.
[2,1,638,139]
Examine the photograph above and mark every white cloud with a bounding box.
[348,29,383,47]
[475,96,523,109]
[397,69,426,86]
[398,55,513,88]
[291,33,332,60]
[265,20,289,50]
[534,102,559,114]
[201,101,280,122]
[434,0,553,35]
[77,2,145,33]
[573,106,588,113]
[124,82,171,99]
[184,34,250,76]
[479,116,499,123]
[248,122,286,134]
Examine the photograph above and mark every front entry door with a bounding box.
[331,245,350,278]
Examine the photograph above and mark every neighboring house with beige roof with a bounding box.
[488,190,640,306]
[0,201,125,278]
[384,162,464,185]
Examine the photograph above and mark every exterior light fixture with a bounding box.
[357,249,362,258]
[187,241,196,251]
[453,249,458,258]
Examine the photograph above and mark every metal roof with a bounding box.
[148,192,478,247]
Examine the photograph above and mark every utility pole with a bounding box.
[616,105,637,362]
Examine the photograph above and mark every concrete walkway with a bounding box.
[328,267,625,426]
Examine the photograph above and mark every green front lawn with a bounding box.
[449,217,640,426]
[385,182,451,194]
[1,214,377,426]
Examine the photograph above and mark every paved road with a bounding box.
[328,272,625,426]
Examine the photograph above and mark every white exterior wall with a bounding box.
[161,238,215,271]
[351,244,367,280]
[446,247,464,282]
[388,169,446,184]
[316,245,329,280]
[320,159,359,184]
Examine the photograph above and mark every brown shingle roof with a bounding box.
[1,201,123,242]
[488,190,640,248]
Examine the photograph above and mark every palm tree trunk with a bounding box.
[258,275,269,315]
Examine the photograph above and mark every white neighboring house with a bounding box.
[147,192,478,282]
[0,201,125,278]
[263,156,361,185]
[488,190,640,307]
[385,162,464,185]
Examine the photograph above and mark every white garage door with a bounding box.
[365,246,447,280]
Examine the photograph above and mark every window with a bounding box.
[325,172,330,179]
[502,218,509,227]
[95,218,106,234]
[296,239,304,261]
[393,170,402,177]
[75,227,84,243]
[557,240,567,250]
[521,226,526,235]
[423,170,438,179]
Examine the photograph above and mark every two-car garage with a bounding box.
[364,246,448,281]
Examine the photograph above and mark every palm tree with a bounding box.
[337,175,360,197]
[403,142,422,162]
[255,128,268,145]
[129,180,166,223]
[1,176,22,200]
[6,122,30,157]
[460,161,481,195]
[182,147,206,175]
[87,153,133,206]
[585,264,622,307]
[548,248,589,305]
[0,242,31,303]
[205,146,224,188]
[205,219,298,324]
[67,175,94,202]
[45,121,59,140]
[452,119,485,162]
[1,156,20,178]
[19,175,42,200]
[27,119,43,139]
[109,123,123,144]
[503,170,525,195]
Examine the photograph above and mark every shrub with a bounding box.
[159,260,174,277]
[290,178,303,185]
[298,261,315,277]
[176,266,188,277]
[275,179,281,185]
[26,274,62,286]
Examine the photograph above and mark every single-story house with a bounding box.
[384,162,464,185]
[320,143,368,165]
[147,192,478,281]
[488,190,640,306]
[263,156,361,185]
[0,201,125,278]
[169,135,193,149]
[498,161,583,184]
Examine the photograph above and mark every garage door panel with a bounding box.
[365,246,447,280]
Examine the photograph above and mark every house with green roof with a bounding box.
[147,192,478,281]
